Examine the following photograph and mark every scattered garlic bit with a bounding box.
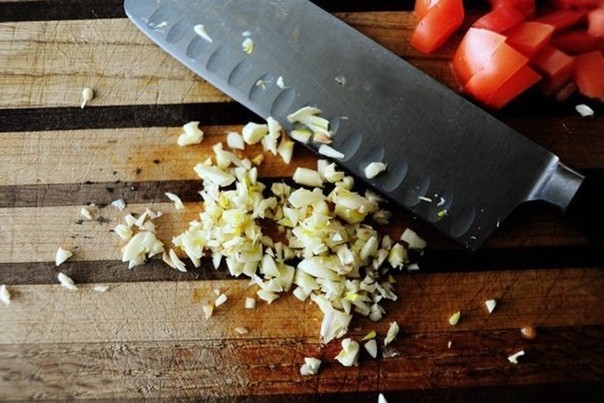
[116,210,164,269]
[406,263,420,272]
[194,164,236,187]
[242,37,255,54]
[111,198,126,210]
[234,327,249,335]
[364,162,387,179]
[293,167,324,188]
[277,137,295,164]
[164,249,187,272]
[165,192,185,210]
[193,24,213,42]
[215,293,228,306]
[485,299,497,314]
[318,144,344,159]
[80,206,93,220]
[364,339,378,359]
[378,393,388,403]
[287,106,331,137]
[93,284,110,293]
[251,154,264,166]
[57,272,77,290]
[202,301,214,319]
[245,297,256,309]
[575,104,594,117]
[242,122,268,145]
[384,321,400,346]
[300,357,322,376]
[0,285,11,306]
[55,247,73,267]
[114,224,133,241]
[447,340,452,349]
[290,129,312,144]
[226,131,245,150]
[276,76,286,89]
[335,338,360,367]
[507,350,525,364]
[361,330,377,341]
[177,121,204,147]
[520,326,537,340]
[388,244,407,270]
[401,228,427,250]
[448,311,461,326]
[80,87,94,109]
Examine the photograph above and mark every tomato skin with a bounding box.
[410,0,464,53]
[473,6,526,33]
[535,10,585,32]
[504,21,556,57]
[551,30,604,54]
[452,28,507,85]
[531,44,576,79]
[489,0,537,17]
[485,64,541,108]
[587,8,604,38]
[463,42,530,104]
[574,50,604,100]
[414,0,438,19]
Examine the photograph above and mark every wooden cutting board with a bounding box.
[1,1,603,401]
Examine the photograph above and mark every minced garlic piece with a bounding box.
[57,272,77,290]
[193,24,213,42]
[384,321,399,346]
[335,338,360,367]
[165,192,185,210]
[55,247,73,267]
[277,138,295,164]
[293,167,323,188]
[362,330,377,341]
[300,357,322,376]
[318,144,344,159]
[276,76,286,89]
[401,228,427,250]
[234,327,249,335]
[226,132,245,150]
[114,224,133,241]
[215,293,228,306]
[80,87,94,109]
[364,339,378,359]
[378,393,388,403]
[242,122,268,145]
[245,297,256,309]
[364,162,387,179]
[485,299,497,314]
[177,121,204,147]
[111,199,126,210]
[202,301,214,319]
[0,285,11,305]
[448,311,461,326]
[242,38,254,54]
[507,350,525,364]
[93,284,110,293]
[80,206,93,220]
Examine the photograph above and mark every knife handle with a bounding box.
[566,175,604,248]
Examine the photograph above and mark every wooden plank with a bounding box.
[1,268,602,344]
[1,326,603,400]
[0,14,459,109]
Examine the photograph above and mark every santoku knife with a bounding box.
[124,0,602,250]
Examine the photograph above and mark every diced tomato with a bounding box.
[485,65,541,108]
[410,0,464,54]
[587,8,604,38]
[414,0,438,19]
[535,10,585,32]
[550,0,602,10]
[574,50,604,100]
[541,69,576,95]
[463,42,530,104]
[489,0,536,17]
[531,44,576,79]
[452,28,507,85]
[551,30,604,54]
[505,21,556,57]
[473,6,526,33]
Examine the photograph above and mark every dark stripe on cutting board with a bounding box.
[0,0,410,23]
[2,245,603,286]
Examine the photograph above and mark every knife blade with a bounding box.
[124,0,594,251]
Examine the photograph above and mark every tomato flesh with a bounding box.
[587,8,604,38]
[410,0,464,53]
[473,6,526,33]
[504,21,556,57]
[574,50,604,100]
[535,9,585,32]
[414,0,439,19]
[551,30,604,54]
[485,64,541,108]
[531,44,575,78]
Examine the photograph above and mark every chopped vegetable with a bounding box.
[226,131,245,150]
[504,22,555,57]
[80,206,93,220]
[0,285,11,305]
[215,293,228,306]
[364,339,378,358]
[245,297,256,309]
[318,144,344,159]
[364,162,387,179]
[234,327,249,334]
[293,167,324,188]
[55,247,73,267]
[362,330,377,341]
[473,6,526,33]
[551,31,603,55]
[242,38,255,54]
[410,0,465,53]
[448,311,461,326]
[335,338,360,367]
[80,87,94,109]
[165,192,185,210]
[378,393,388,403]
[202,302,214,319]
[300,357,322,376]
[57,272,77,290]
[242,122,269,145]
[193,24,213,42]
[575,104,595,116]
[384,321,400,346]
[507,349,525,364]
[177,121,204,147]
[574,50,604,100]
[401,228,427,250]
[111,199,126,210]
[93,284,110,293]
[287,106,331,137]
[485,299,497,313]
